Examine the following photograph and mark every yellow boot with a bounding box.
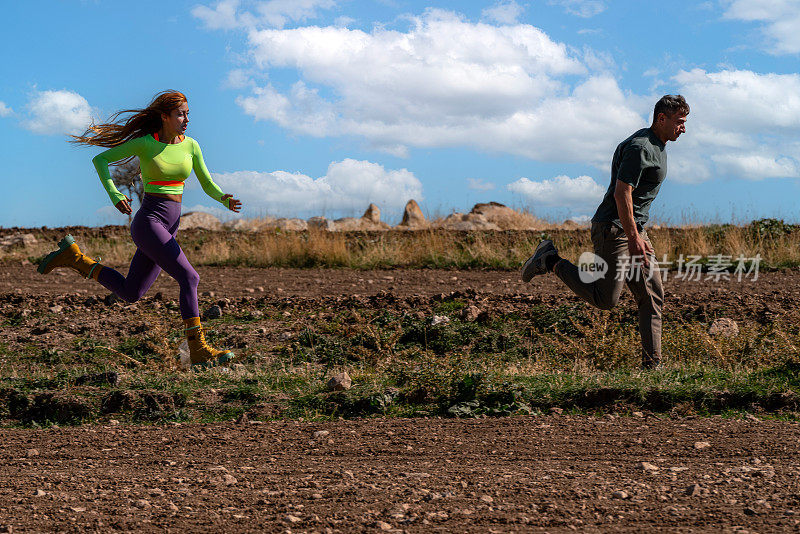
[37,234,102,280]
[183,317,234,368]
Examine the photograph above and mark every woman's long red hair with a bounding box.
[70,90,187,152]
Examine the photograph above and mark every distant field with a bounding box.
[1,217,798,270]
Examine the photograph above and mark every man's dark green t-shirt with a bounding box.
[592,128,667,229]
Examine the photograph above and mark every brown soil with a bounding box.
[4,259,800,303]
[1,416,798,532]
[1,262,798,389]
[3,262,800,531]
[2,261,798,348]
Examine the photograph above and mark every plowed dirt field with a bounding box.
[2,263,800,532]
[1,416,799,533]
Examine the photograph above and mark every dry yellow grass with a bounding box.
[3,219,798,270]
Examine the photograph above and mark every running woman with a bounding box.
[37,90,240,368]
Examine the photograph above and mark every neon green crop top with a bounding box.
[92,134,228,207]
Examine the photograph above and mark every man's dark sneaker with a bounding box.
[641,358,662,370]
[521,239,558,283]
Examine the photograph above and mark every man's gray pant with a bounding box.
[553,222,664,364]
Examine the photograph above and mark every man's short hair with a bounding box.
[653,95,690,120]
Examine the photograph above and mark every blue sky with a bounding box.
[1,0,799,227]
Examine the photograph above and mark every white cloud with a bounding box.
[674,68,800,131]
[507,175,605,207]
[369,143,409,158]
[236,81,337,137]
[334,15,355,27]
[193,0,336,30]
[581,46,615,71]
[210,159,422,216]
[669,68,800,182]
[225,69,254,89]
[232,9,641,167]
[192,0,246,30]
[712,153,800,180]
[200,5,800,186]
[256,0,336,28]
[548,0,606,18]
[467,178,496,191]
[723,0,800,55]
[0,101,12,117]
[23,89,93,136]
[482,1,525,24]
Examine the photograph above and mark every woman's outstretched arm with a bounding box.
[92,136,146,214]
[191,139,241,212]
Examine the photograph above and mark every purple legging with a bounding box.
[96,195,200,319]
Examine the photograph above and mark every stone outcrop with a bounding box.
[437,213,500,231]
[469,202,543,230]
[307,216,336,232]
[397,199,428,229]
[431,202,547,231]
[178,201,547,233]
[179,212,222,230]
[709,318,739,337]
[0,233,37,250]
[274,218,308,232]
[332,218,363,231]
[363,203,381,225]
[222,217,276,232]
[333,203,391,231]
[327,371,352,391]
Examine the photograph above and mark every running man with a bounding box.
[37,90,240,368]
[522,95,690,369]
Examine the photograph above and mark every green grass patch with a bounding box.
[1,300,799,426]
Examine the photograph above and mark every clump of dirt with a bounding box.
[6,390,94,425]
[101,390,186,420]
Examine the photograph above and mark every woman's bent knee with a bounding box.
[185,268,200,289]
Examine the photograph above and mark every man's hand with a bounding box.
[627,234,654,268]
[115,195,132,215]
[222,194,242,213]
[614,180,653,267]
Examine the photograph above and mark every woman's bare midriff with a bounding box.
[145,192,182,203]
